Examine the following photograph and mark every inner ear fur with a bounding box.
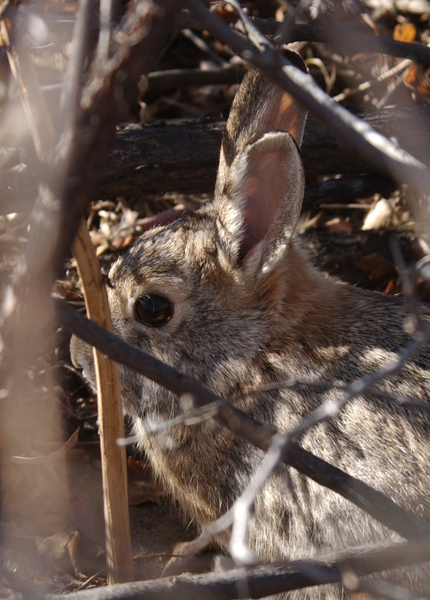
[217,132,305,273]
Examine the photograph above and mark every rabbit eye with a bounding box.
[134,294,173,327]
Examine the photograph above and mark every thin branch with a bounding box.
[184,1,430,197]
[44,538,430,600]
[250,19,430,66]
[333,59,412,103]
[296,21,430,66]
[273,0,312,47]
[120,369,430,448]
[55,298,430,542]
[178,12,430,65]
[146,65,245,93]
[225,0,270,52]
[58,0,96,136]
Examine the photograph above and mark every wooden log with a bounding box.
[2,106,430,214]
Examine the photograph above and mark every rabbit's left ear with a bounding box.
[215,61,308,274]
[216,130,304,273]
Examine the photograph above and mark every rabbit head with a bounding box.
[71,54,325,439]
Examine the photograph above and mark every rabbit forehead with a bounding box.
[112,214,214,271]
[108,212,235,302]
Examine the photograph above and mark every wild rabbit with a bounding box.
[71,53,430,597]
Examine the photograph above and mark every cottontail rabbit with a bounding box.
[71,53,430,596]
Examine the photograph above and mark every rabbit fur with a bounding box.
[71,57,430,598]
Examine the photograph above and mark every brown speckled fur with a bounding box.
[71,60,430,598]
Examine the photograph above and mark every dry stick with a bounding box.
[72,221,133,584]
[58,0,96,134]
[45,538,430,600]
[193,432,289,565]
[146,65,245,93]
[332,59,411,103]
[295,22,430,65]
[0,7,55,162]
[248,19,430,66]
[55,299,430,542]
[10,428,79,465]
[122,371,430,448]
[186,0,430,196]
[50,0,185,282]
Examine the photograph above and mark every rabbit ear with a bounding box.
[216,52,308,197]
[215,58,307,274]
[216,131,304,272]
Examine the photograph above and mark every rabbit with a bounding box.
[71,52,430,598]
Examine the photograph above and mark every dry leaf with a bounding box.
[393,23,416,42]
[362,198,393,230]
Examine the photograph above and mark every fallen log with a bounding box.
[2,106,430,214]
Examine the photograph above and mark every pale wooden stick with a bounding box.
[72,220,133,584]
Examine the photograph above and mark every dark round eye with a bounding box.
[134,294,173,327]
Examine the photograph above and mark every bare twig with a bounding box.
[146,65,245,93]
[45,538,430,600]
[274,0,313,47]
[120,368,430,448]
[1,5,55,161]
[225,0,270,52]
[177,12,430,65]
[333,59,412,103]
[56,298,430,541]
[58,0,96,136]
[185,0,430,196]
[181,28,227,66]
[10,428,79,464]
[249,19,430,66]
